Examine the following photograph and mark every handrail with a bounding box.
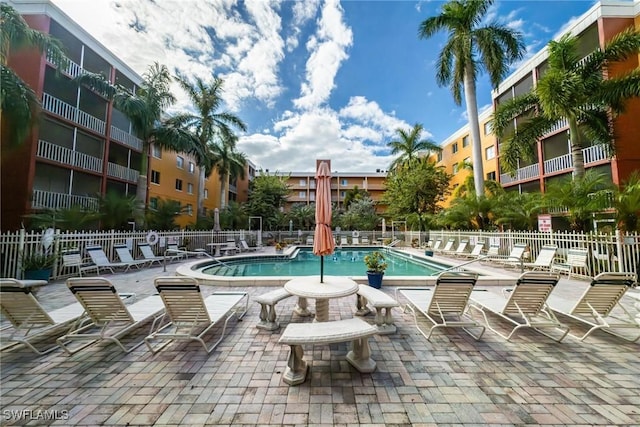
[162,248,233,272]
[440,254,524,273]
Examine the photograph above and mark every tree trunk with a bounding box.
[135,144,150,227]
[220,173,227,209]
[197,168,206,217]
[568,119,585,179]
[463,67,485,197]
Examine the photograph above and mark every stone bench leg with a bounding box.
[355,295,371,316]
[373,307,397,335]
[293,297,312,317]
[283,344,308,385]
[346,337,376,373]
[257,302,280,331]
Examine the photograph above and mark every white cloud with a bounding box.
[293,0,353,110]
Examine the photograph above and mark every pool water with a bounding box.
[201,248,447,277]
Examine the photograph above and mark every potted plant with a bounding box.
[364,251,387,289]
[275,242,286,253]
[20,251,58,281]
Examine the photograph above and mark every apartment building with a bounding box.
[492,0,640,193]
[434,0,640,209]
[274,160,388,214]
[434,108,497,207]
[1,0,253,231]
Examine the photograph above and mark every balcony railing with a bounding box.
[107,162,139,183]
[42,93,105,134]
[36,140,102,173]
[500,163,540,184]
[46,50,83,78]
[544,144,609,174]
[31,190,99,211]
[110,126,143,151]
[543,118,569,136]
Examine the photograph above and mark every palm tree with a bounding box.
[418,0,524,195]
[75,63,197,222]
[493,29,640,179]
[387,123,440,171]
[1,4,67,145]
[171,75,246,215]
[208,132,248,209]
[613,171,640,232]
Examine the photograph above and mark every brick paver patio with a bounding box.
[1,254,639,426]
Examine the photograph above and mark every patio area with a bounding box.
[1,254,639,426]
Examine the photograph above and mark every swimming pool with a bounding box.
[200,248,447,277]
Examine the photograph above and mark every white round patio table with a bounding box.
[284,275,358,322]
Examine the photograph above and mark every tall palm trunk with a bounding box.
[197,168,206,217]
[134,145,151,226]
[568,118,585,179]
[220,173,227,209]
[463,66,485,196]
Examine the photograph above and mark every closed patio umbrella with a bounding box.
[313,161,335,283]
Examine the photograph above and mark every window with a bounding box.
[299,179,306,187]
[462,136,469,147]
[189,162,195,174]
[437,152,443,162]
[340,191,346,198]
[204,189,208,199]
[150,170,160,184]
[176,156,184,169]
[299,191,306,198]
[175,179,183,191]
[484,121,492,135]
[452,143,458,154]
[187,183,193,194]
[341,179,348,186]
[452,163,459,174]
[485,145,495,160]
[186,204,193,216]
[152,145,162,158]
[149,197,158,209]
[486,171,496,181]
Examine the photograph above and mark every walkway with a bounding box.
[1,255,639,426]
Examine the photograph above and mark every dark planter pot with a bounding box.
[424,250,434,257]
[24,268,52,282]
[367,271,384,289]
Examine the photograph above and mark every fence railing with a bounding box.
[2,228,637,280]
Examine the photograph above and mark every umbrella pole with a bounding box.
[320,255,324,283]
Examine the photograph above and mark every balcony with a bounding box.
[42,93,105,134]
[36,140,103,173]
[47,50,83,78]
[543,118,568,137]
[110,126,143,151]
[500,164,540,185]
[107,162,139,183]
[31,189,99,211]
[543,144,609,174]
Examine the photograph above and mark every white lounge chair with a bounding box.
[340,236,349,246]
[523,245,558,271]
[431,240,443,252]
[61,249,99,277]
[469,271,569,342]
[551,247,589,278]
[240,240,258,252]
[86,246,131,273]
[547,272,639,342]
[437,239,455,254]
[396,272,485,340]
[57,278,165,355]
[145,277,248,354]
[463,241,485,259]
[138,243,167,266]
[114,244,150,269]
[306,236,314,245]
[0,278,86,354]
[444,240,468,257]
[489,242,528,268]
[166,243,187,260]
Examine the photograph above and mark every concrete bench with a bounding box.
[355,284,400,334]
[278,318,378,385]
[254,288,292,331]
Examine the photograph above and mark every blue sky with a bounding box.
[52,0,598,173]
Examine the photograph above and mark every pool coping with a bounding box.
[175,247,518,287]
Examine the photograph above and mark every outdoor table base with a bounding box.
[284,275,358,322]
